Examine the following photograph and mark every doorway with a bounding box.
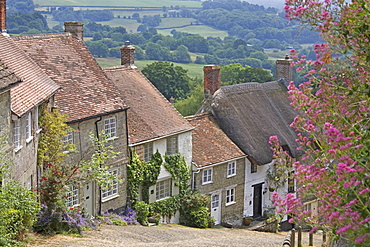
[253,183,262,217]
[211,193,221,224]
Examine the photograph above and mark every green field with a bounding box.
[34,0,202,8]
[158,24,229,39]
[97,58,204,78]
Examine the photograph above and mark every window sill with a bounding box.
[227,174,236,178]
[26,136,34,143]
[36,128,42,134]
[202,181,213,185]
[225,201,236,207]
[14,145,23,153]
[155,196,171,202]
[107,136,119,141]
[101,194,119,203]
[63,149,76,154]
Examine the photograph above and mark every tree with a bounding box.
[220,63,274,85]
[141,61,190,100]
[172,45,191,63]
[271,0,370,245]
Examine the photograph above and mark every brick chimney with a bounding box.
[0,0,6,33]
[203,65,221,97]
[120,41,135,66]
[64,22,84,40]
[276,55,293,85]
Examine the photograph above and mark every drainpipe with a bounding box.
[191,163,200,190]
[94,116,102,215]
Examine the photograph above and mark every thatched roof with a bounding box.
[209,81,300,165]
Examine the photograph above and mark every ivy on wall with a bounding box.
[127,151,191,221]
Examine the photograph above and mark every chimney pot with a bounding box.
[64,22,84,40]
[203,65,221,97]
[120,41,135,66]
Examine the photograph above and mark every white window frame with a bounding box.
[62,131,74,153]
[226,188,236,206]
[104,117,117,139]
[155,178,171,201]
[101,169,119,201]
[144,142,153,162]
[166,135,178,155]
[25,112,33,143]
[202,168,213,185]
[227,162,236,178]
[66,185,79,207]
[13,119,22,152]
[36,106,42,134]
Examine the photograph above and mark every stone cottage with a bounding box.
[0,33,59,189]
[186,112,247,226]
[11,23,130,216]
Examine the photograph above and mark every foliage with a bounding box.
[51,8,114,22]
[220,63,274,85]
[271,0,370,245]
[34,205,98,235]
[142,61,190,100]
[150,195,181,221]
[133,201,151,226]
[164,154,191,196]
[98,207,138,226]
[174,83,204,116]
[179,190,211,228]
[0,181,40,246]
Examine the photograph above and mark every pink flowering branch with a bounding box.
[270,0,370,245]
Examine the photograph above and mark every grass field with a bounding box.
[158,24,229,38]
[34,0,202,8]
[97,58,204,78]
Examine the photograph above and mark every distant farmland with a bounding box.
[34,0,202,8]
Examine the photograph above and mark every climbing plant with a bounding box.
[127,151,191,223]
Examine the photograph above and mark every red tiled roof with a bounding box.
[0,34,59,116]
[103,65,193,144]
[12,33,127,122]
[186,112,246,168]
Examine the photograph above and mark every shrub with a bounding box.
[133,201,150,226]
[179,191,211,228]
[0,181,39,246]
[98,207,137,226]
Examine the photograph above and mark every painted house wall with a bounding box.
[132,130,192,224]
[64,111,129,216]
[195,158,246,226]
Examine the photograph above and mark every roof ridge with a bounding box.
[11,33,71,41]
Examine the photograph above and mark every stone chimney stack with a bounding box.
[203,65,221,97]
[0,0,6,33]
[64,22,84,40]
[120,41,135,66]
[276,55,293,85]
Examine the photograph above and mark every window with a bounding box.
[104,117,117,138]
[227,162,236,177]
[211,194,219,209]
[166,135,178,155]
[251,162,257,173]
[36,106,42,133]
[288,172,295,193]
[102,170,118,199]
[26,175,33,191]
[66,186,79,207]
[13,119,21,151]
[156,179,171,200]
[25,112,32,142]
[144,142,153,162]
[202,168,212,184]
[226,188,235,205]
[63,131,74,145]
